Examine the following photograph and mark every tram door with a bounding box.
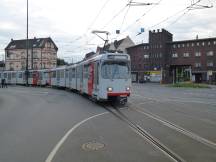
[88,63,94,96]
[33,71,38,86]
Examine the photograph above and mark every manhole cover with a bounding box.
[82,141,105,151]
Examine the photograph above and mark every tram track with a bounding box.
[128,100,216,150]
[100,102,185,162]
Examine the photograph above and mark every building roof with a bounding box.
[5,37,58,50]
[101,36,134,52]
[167,37,216,44]
[126,43,149,49]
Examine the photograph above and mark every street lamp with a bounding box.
[25,0,29,86]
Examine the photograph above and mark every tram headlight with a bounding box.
[126,87,130,91]
[107,87,113,92]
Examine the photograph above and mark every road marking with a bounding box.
[45,111,109,162]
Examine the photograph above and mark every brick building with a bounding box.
[5,37,58,71]
[127,29,216,84]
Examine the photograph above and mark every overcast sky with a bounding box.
[0,0,215,62]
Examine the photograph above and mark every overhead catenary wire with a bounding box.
[68,0,131,53]
[120,0,133,31]
[57,0,214,57]
[111,0,163,41]
[113,0,213,40]
[55,0,130,54]
[67,0,112,44]
[149,0,213,29]
[122,0,163,33]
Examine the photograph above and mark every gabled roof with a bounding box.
[5,37,58,50]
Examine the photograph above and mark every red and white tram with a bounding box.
[0,52,131,104]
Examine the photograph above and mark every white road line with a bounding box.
[45,111,109,162]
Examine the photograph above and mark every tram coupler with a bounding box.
[118,96,127,105]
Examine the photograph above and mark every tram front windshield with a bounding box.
[101,61,130,79]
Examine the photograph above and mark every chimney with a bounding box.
[34,37,36,39]
[157,29,160,32]
[153,30,155,33]
[11,38,13,42]
[196,35,199,39]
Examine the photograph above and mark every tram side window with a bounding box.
[80,66,83,81]
[76,67,80,78]
[94,62,99,85]
[57,70,60,79]
[52,71,56,78]
[60,70,65,78]
[7,73,11,80]
[84,65,89,79]
[72,68,75,78]
[39,72,43,80]
[69,69,72,80]
[4,73,7,79]
[29,72,33,78]
[65,70,69,78]
[12,73,16,78]
[19,73,22,78]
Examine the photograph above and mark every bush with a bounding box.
[170,82,210,88]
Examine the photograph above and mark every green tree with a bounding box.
[57,58,68,66]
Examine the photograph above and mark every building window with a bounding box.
[159,53,163,58]
[160,45,162,48]
[195,52,201,57]
[207,51,214,56]
[172,53,178,58]
[202,42,205,46]
[33,53,38,58]
[177,44,180,48]
[144,54,149,58]
[187,43,190,47]
[7,52,10,58]
[214,41,216,45]
[207,61,214,67]
[208,42,211,46]
[195,62,201,67]
[182,44,185,47]
[183,53,190,57]
[192,43,194,47]
[196,42,199,46]
[173,44,176,48]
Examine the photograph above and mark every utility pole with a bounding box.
[26,0,29,86]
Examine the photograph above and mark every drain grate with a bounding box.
[82,141,105,151]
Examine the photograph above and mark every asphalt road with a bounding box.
[0,84,216,162]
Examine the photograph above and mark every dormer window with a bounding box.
[10,45,16,49]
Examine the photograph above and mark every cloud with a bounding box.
[0,0,216,62]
